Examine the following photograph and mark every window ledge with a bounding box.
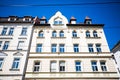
[53,24,64,26]
[51,37,66,39]
[72,37,80,39]
[9,69,20,71]
[37,37,45,38]
[86,37,101,39]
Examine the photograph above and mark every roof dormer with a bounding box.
[70,16,76,24]
[23,16,32,22]
[40,16,47,24]
[84,16,92,24]
[48,11,68,29]
[8,16,17,21]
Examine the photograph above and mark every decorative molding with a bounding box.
[0,51,8,56]
[13,52,23,56]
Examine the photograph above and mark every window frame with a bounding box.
[0,58,4,69]
[72,31,77,37]
[52,31,57,37]
[96,44,102,52]
[36,44,42,53]
[86,31,90,38]
[59,31,64,37]
[100,61,107,71]
[59,61,65,72]
[75,61,81,72]
[38,31,44,37]
[50,61,57,72]
[88,44,94,53]
[21,27,27,35]
[2,41,9,50]
[33,61,40,72]
[93,31,98,38]
[12,58,20,69]
[1,27,8,35]
[17,41,24,50]
[59,44,65,53]
[74,44,79,53]
[8,27,14,35]
[51,44,57,53]
[91,61,98,71]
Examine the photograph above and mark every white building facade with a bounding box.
[0,16,33,80]
[112,40,120,78]
[25,11,119,80]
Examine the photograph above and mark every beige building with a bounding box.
[25,11,119,80]
[0,16,33,80]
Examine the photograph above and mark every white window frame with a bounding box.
[12,58,20,69]
[0,58,4,69]
[17,41,24,50]
[21,27,27,35]
[2,41,9,50]
[33,61,40,72]
[8,27,14,35]
[59,61,65,72]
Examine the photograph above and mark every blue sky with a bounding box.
[0,0,120,50]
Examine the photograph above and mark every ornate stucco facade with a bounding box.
[25,11,119,80]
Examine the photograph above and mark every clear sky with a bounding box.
[0,0,120,50]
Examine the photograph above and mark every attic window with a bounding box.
[86,21,91,24]
[23,18,31,21]
[54,17,63,25]
[40,21,46,24]
[8,18,16,21]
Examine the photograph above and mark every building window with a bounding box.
[59,61,65,72]
[88,44,94,52]
[91,61,98,71]
[2,41,9,50]
[96,44,102,52]
[40,21,45,24]
[21,27,27,35]
[59,31,64,37]
[51,44,57,53]
[1,28,8,35]
[50,61,57,72]
[17,41,24,50]
[36,44,42,52]
[12,58,20,69]
[8,28,14,35]
[59,44,64,53]
[38,31,44,37]
[72,31,77,37]
[54,20,62,24]
[93,31,98,37]
[75,61,81,72]
[52,31,57,37]
[100,61,107,71]
[74,44,79,53]
[33,61,40,72]
[86,31,90,37]
[0,58,4,69]
[0,41,2,47]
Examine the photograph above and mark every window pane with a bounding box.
[34,61,40,72]
[72,31,77,37]
[52,31,57,37]
[100,61,107,71]
[93,31,98,37]
[21,28,27,35]
[74,44,79,52]
[36,44,42,52]
[17,41,24,50]
[60,31,64,37]
[59,61,65,72]
[91,61,98,71]
[86,31,90,37]
[0,58,4,69]
[75,61,81,72]
[88,44,94,52]
[96,44,102,52]
[8,28,14,35]
[3,41,9,50]
[59,44,64,53]
[51,44,56,53]
[12,58,20,69]
[1,28,7,35]
[39,31,44,37]
[50,61,56,72]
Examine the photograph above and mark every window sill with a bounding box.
[9,69,20,71]
[51,37,66,39]
[86,37,101,39]
[37,37,45,38]
[72,37,80,39]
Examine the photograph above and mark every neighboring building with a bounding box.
[0,16,33,80]
[25,11,119,80]
[112,40,120,78]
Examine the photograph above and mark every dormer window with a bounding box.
[23,18,31,22]
[8,18,16,21]
[86,21,91,24]
[40,21,46,24]
[54,17,63,25]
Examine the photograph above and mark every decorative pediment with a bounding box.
[13,52,23,56]
[0,51,8,56]
[48,11,68,29]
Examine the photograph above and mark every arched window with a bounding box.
[86,31,90,38]
[52,31,57,37]
[72,31,77,37]
[38,31,43,37]
[93,31,98,37]
[54,17,62,24]
[59,31,64,37]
